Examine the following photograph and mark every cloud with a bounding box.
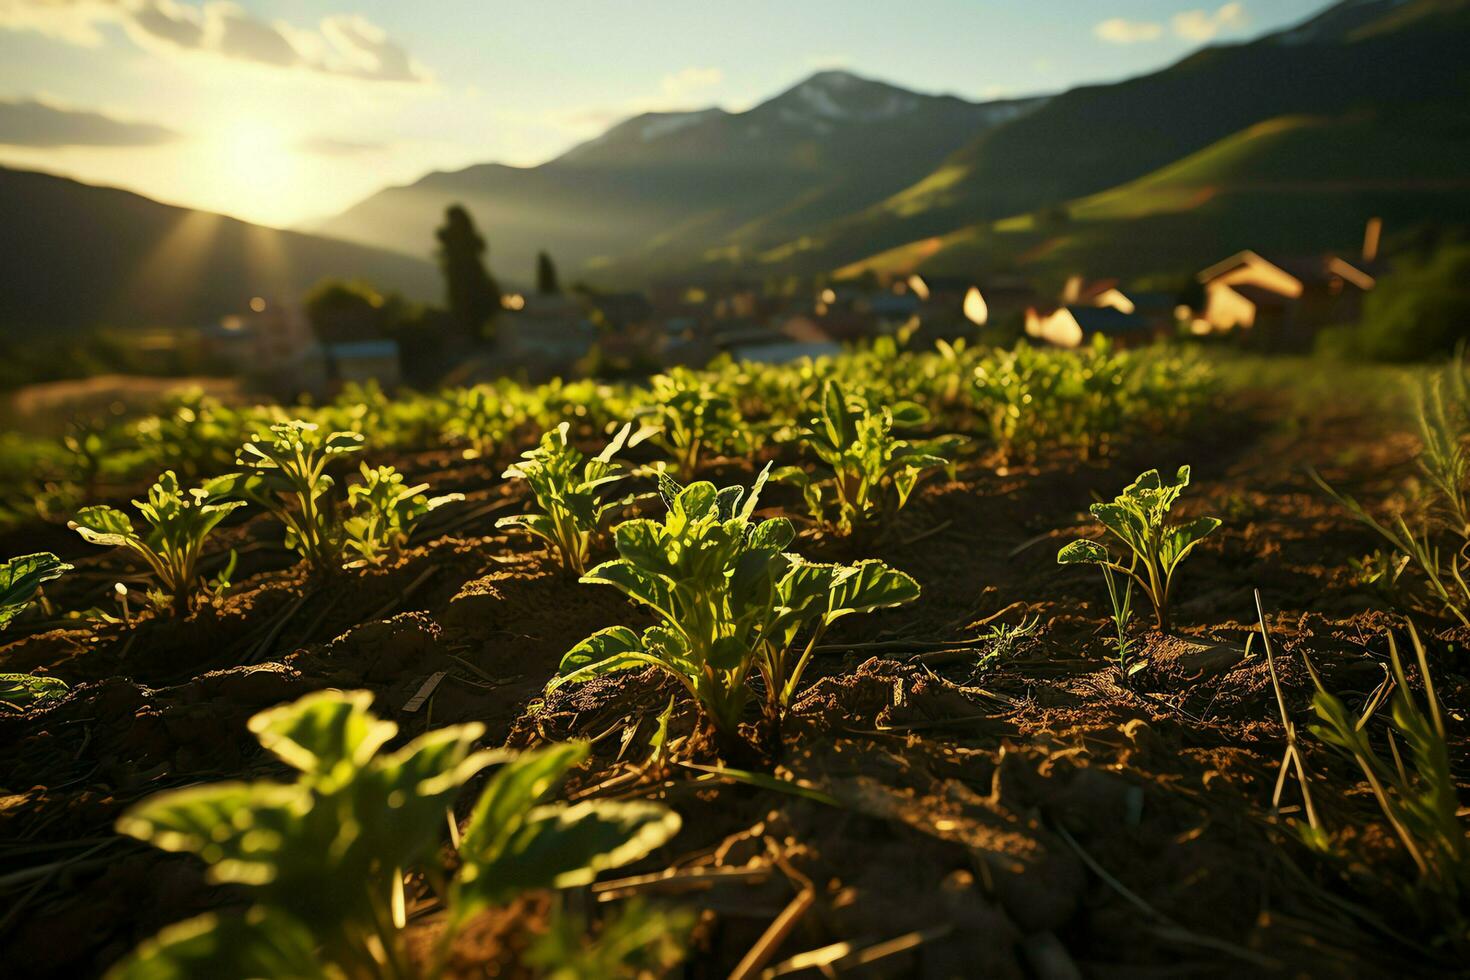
[1094,18,1164,44]
[0,95,178,146]
[0,0,431,83]
[298,134,386,156]
[1094,4,1247,45]
[1172,2,1247,41]
[660,66,722,100]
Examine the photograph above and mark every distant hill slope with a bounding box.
[0,166,439,331]
[787,0,1470,279]
[838,106,1470,287]
[312,71,1045,284]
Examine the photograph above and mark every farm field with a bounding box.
[0,343,1465,978]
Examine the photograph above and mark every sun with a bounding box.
[200,118,308,226]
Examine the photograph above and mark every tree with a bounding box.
[435,205,501,342]
[303,279,385,343]
[1325,245,1470,361]
[536,250,561,295]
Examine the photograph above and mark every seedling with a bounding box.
[0,551,72,629]
[1057,465,1220,633]
[109,689,681,979]
[778,380,955,537]
[972,615,1041,673]
[70,471,245,616]
[344,464,463,566]
[553,465,920,747]
[636,368,744,480]
[209,420,366,576]
[1101,565,1144,677]
[498,422,650,575]
[443,383,518,461]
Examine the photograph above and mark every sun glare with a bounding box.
[201,118,306,226]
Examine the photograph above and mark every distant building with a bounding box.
[200,296,321,396]
[501,294,598,374]
[201,296,315,376]
[1026,305,1157,349]
[323,340,401,389]
[588,291,654,330]
[1062,276,1121,306]
[1196,250,1376,349]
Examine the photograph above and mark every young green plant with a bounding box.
[1057,465,1220,633]
[209,420,365,576]
[69,471,245,616]
[778,380,955,537]
[108,689,681,979]
[497,421,649,575]
[551,465,920,748]
[343,464,463,566]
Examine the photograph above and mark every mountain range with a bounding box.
[313,73,1046,287]
[4,0,1469,333]
[317,0,1470,289]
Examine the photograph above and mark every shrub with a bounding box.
[1326,245,1470,362]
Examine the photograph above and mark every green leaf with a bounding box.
[115,780,310,886]
[458,799,680,909]
[581,562,675,620]
[612,521,669,573]
[707,635,749,672]
[247,690,397,777]
[675,482,717,520]
[0,552,73,628]
[1057,539,1110,565]
[823,560,920,623]
[889,402,930,427]
[678,762,841,807]
[104,907,329,980]
[556,626,646,682]
[70,505,136,547]
[0,673,68,709]
[820,380,854,447]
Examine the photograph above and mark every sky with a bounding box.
[0,0,1330,229]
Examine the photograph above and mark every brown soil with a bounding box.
[0,388,1465,979]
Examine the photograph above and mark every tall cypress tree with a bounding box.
[435,205,500,342]
[535,250,561,295]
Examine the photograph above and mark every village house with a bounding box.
[1025,305,1156,349]
[1195,249,1377,350]
[200,296,323,396]
[498,293,598,377]
[322,340,402,391]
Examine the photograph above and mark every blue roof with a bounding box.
[326,340,399,358]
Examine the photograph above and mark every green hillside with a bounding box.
[765,0,1470,279]
[839,108,1470,285]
